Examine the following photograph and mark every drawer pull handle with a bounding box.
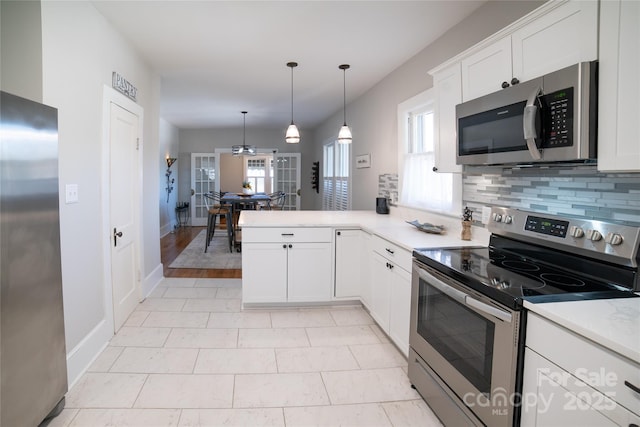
[281,233,294,236]
[624,380,640,394]
[385,248,394,255]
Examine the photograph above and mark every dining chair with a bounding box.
[270,191,287,210]
[203,192,233,253]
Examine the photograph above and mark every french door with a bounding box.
[274,153,301,210]
[190,153,218,226]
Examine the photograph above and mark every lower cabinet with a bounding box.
[334,229,365,299]
[242,228,332,304]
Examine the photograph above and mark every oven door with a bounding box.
[410,261,521,427]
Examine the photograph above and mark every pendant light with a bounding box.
[232,111,257,156]
[337,64,352,144]
[285,61,300,144]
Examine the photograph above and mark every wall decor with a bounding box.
[311,161,320,193]
[356,153,371,169]
[112,71,138,102]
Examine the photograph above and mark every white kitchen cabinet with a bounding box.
[359,231,372,309]
[242,227,332,304]
[370,236,412,356]
[460,0,598,102]
[522,313,640,426]
[334,229,364,299]
[597,0,640,172]
[432,63,463,173]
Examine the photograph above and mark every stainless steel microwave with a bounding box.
[456,61,597,166]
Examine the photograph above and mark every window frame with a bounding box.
[322,139,351,211]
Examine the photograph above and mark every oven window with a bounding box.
[418,281,495,395]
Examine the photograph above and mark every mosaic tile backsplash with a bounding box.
[378,173,399,205]
[463,165,640,226]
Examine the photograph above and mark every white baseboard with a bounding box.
[143,263,164,298]
[65,318,112,389]
[160,222,174,237]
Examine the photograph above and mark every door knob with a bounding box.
[113,228,123,247]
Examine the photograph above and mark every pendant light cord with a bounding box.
[339,64,350,126]
[242,111,247,147]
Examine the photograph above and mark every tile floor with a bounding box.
[50,278,442,426]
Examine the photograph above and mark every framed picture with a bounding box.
[355,153,371,169]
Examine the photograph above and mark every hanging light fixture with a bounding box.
[232,111,257,156]
[285,61,300,144]
[337,64,352,144]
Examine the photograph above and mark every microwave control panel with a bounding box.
[541,87,573,148]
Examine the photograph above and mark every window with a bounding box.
[245,157,272,193]
[323,140,350,210]
[398,89,461,215]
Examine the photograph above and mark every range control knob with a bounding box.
[586,230,603,241]
[605,233,624,246]
[503,215,513,224]
[493,213,503,222]
[569,226,584,238]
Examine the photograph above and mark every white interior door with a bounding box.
[190,153,218,226]
[274,153,301,210]
[109,102,140,332]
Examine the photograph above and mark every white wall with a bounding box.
[305,0,545,211]
[40,1,162,386]
[159,118,180,235]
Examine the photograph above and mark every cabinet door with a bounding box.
[433,63,463,173]
[597,0,640,172]
[512,0,598,83]
[461,37,512,101]
[288,242,332,302]
[242,243,288,303]
[388,265,411,357]
[370,252,391,332]
[334,229,363,298]
[359,232,372,308]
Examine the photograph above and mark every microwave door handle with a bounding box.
[523,86,543,160]
[418,268,467,305]
[464,296,512,323]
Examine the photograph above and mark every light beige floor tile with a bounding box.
[87,346,124,372]
[182,298,242,313]
[109,326,171,347]
[164,328,238,348]
[65,373,147,408]
[163,287,220,299]
[382,399,443,426]
[148,286,167,298]
[306,325,381,347]
[136,298,186,312]
[109,347,198,373]
[208,312,272,329]
[161,277,198,288]
[194,278,242,288]
[178,408,284,426]
[234,373,329,408]
[329,307,375,326]
[46,408,78,427]
[124,311,150,327]
[134,374,234,409]
[270,310,335,328]
[322,368,420,404]
[349,343,408,369]
[369,324,391,343]
[194,349,277,374]
[238,328,309,348]
[68,409,181,426]
[284,403,392,427]
[275,346,359,373]
[214,287,242,299]
[143,312,209,328]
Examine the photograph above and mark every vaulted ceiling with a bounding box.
[91,1,486,129]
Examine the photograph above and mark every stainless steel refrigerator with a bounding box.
[1,91,67,426]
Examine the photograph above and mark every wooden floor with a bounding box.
[161,226,242,279]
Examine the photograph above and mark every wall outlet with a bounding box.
[65,184,79,204]
[482,206,492,225]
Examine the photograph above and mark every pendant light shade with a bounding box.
[232,111,257,156]
[337,64,352,144]
[285,62,300,144]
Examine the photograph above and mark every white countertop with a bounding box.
[238,210,490,251]
[524,298,640,364]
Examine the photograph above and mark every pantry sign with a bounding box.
[112,72,138,102]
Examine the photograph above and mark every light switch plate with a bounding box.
[482,206,492,225]
[65,184,79,204]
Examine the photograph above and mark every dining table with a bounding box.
[220,192,272,251]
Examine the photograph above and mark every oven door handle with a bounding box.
[465,296,512,323]
[418,267,512,323]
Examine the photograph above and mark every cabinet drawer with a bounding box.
[527,313,640,416]
[242,227,332,243]
[371,235,412,272]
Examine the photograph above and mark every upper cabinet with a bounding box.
[597,0,640,172]
[461,0,598,102]
[432,63,463,173]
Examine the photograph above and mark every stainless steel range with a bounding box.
[408,207,640,427]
